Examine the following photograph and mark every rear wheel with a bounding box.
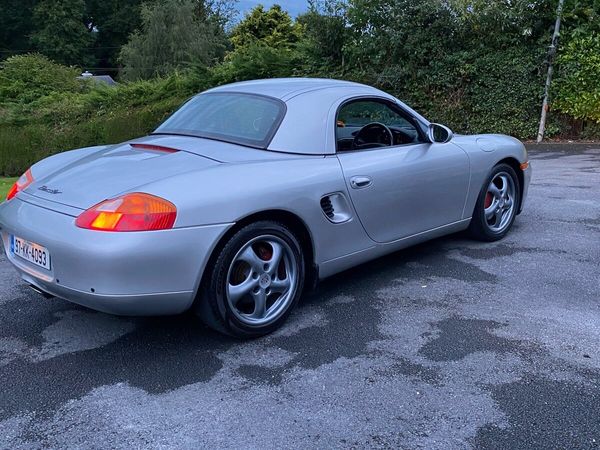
[196,221,305,338]
[468,163,520,241]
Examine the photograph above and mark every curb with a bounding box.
[525,142,599,152]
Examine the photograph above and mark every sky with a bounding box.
[235,0,310,18]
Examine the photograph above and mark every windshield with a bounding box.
[154,92,286,148]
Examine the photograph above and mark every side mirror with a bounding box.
[428,123,453,144]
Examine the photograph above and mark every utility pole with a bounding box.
[537,0,565,143]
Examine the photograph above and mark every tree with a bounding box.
[0,0,39,58]
[215,4,304,83]
[448,0,556,47]
[119,0,228,80]
[561,0,600,37]
[195,0,237,26]
[85,0,144,76]
[230,4,303,50]
[343,0,459,80]
[213,42,300,83]
[30,0,94,66]
[84,0,235,76]
[297,0,348,72]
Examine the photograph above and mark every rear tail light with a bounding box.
[6,169,34,201]
[75,193,177,232]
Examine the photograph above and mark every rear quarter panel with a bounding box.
[136,155,374,265]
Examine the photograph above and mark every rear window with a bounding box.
[154,92,285,148]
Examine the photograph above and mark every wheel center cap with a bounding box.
[499,199,505,208]
[259,273,271,289]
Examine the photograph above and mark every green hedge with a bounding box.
[0,56,212,176]
[554,34,600,123]
[0,103,181,176]
[0,45,598,178]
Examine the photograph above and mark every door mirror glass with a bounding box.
[428,123,453,143]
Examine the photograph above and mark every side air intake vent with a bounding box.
[320,196,335,219]
[320,193,352,224]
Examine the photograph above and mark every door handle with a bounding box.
[350,176,372,189]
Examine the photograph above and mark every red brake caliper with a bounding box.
[484,192,493,209]
[256,243,273,261]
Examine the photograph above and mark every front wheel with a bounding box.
[468,163,520,242]
[196,221,305,338]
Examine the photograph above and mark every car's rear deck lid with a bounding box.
[24,143,219,210]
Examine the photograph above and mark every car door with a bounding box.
[335,98,470,243]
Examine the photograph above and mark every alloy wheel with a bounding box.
[226,235,299,326]
[483,171,516,233]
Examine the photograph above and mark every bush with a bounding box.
[0,103,180,176]
[0,54,81,104]
[212,43,300,84]
[554,34,600,123]
[0,65,213,176]
[342,47,546,139]
[460,48,546,137]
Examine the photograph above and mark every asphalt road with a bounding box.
[1,145,599,449]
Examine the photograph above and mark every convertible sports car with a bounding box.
[0,78,531,337]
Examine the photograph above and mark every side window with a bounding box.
[336,99,421,151]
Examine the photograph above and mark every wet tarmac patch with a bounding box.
[267,293,383,370]
[458,243,567,260]
[528,152,568,160]
[474,375,600,449]
[237,364,288,385]
[0,315,226,420]
[459,244,526,260]
[0,296,73,349]
[362,239,499,285]
[419,317,528,362]
[566,185,593,189]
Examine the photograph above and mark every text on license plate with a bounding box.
[11,235,51,270]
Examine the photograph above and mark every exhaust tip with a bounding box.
[28,284,55,299]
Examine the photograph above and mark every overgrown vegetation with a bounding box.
[119,0,229,80]
[0,0,599,177]
[0,59,210,175]
[0,177,17,199]
[555,35,600,122]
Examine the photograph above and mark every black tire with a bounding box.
[195,221,305,338]
[468,163,521,242]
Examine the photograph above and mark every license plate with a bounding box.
[11,235,51,270]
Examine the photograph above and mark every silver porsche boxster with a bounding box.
[0,78,531,337]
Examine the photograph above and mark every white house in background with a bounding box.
[76,71,117,86]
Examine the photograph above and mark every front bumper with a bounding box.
[519,162,532,213]
[0,197,231,315]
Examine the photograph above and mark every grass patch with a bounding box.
[0,177,17,199]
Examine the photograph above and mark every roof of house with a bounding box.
[77,73,117,86]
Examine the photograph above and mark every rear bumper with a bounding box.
[20,274,194,315]
[0,197,231,315]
